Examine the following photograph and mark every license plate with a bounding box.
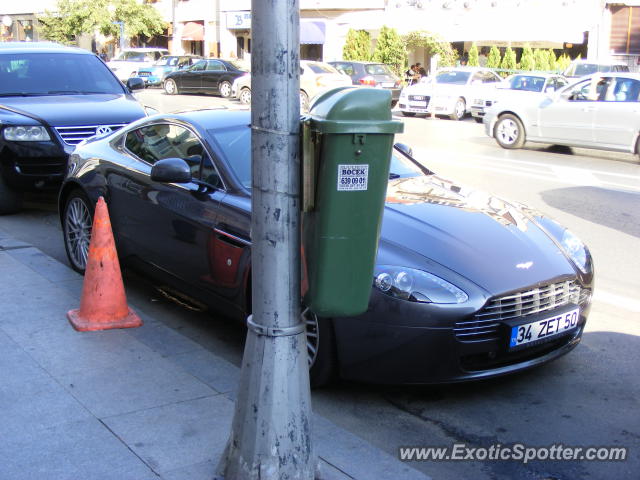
[381,82,395,88]
[509,307,580,348]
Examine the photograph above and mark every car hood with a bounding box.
[380,175,575,295]
[0,94,145,126]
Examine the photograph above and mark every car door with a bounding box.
[178,60,206,91]
[112,122,224,288]
[593,76,640,149]
[202,60,226,94]
[537,77,598,145]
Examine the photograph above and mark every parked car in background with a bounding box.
[106,47,169,82]
[471,72,569,123]
[563,59,630,79]
[137,55,203,86]
[328,61,401,107]
[163,58,248,98]
[230,60,351,111]
[0,42,148,214]
[485,72,640,157]
[59,108,593,386]
[398,67,502,120]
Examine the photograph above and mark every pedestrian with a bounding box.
[405,64,417,85]
[478,47,488,67]
[416,62,427,76]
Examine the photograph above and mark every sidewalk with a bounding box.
[0,231,430,480]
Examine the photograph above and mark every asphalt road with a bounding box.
[2,89,638,480]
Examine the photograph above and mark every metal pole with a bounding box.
[119,22,125,52]
[216,0,315,479]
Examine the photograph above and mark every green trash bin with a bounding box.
[301,86,404,317]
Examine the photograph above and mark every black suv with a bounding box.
[0,42,147,213]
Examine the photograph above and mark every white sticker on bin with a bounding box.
[337,164,369,191]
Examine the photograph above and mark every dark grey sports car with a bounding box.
[59,109,594,386]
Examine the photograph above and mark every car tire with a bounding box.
[63,189,94,274]
[239,87,252,105]
[494,114,526,149]
[401,111,416,117]
[450,97,466,121]
[391,100,398,109]
[0,174,23,215]
[474,117,483,124]
[300,91,310,113]
[303,306,336,387]
[219,81,232,98]
[164,79,179,95]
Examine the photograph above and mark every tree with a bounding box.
[38,0,166,46]
[533,48,550,71]
[372,26,407,77]
[467,43,479,67]
[486,46,501,69]
[343,29,371,61]
[501,46,517,72]
[547,48,557,72]
[556,53,572,73]
[519,44,535,71]
[403,31,458,71]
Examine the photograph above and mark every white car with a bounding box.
[231,60,351,111]
[398,67,502,120]
[471,73,569,123]
[107,48,169,82]
[484,72,640,156]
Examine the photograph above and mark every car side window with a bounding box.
[206,60,225,71]
[605,77,640,102]
[566,79,593,101]
[191,61,205,71]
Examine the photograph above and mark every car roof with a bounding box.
[158,109,251,131]
[0,41,89,55]
[122,47,169,52]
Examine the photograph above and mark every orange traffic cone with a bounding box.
[67,197,142,331]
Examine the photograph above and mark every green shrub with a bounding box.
[501,46,517,71]
[372,26,407,77]
[486,46,502,69]
[467,43,479,67]
[519,44,535,71]
[343,29,372,61]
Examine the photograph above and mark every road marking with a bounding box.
[416,148,640,193]
[593,290,640,313]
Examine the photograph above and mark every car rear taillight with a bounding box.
[359,76,376,86]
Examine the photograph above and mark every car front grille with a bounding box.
[54,125,126,146]
[138,71,150,77]
[454,279,589,341]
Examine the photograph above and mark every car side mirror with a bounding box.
[394,143,413,157]
[545,85,556,93]
[151,158,192,184]
[126,77,145,91]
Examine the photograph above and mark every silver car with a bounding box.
[471,73,568,123]
[485,72,640,156]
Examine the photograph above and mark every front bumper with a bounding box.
[0,138,70,190]
[331,288,591,384]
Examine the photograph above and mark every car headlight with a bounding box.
[3,125,50,141]
[400,90,408,99]
[560,229,589,274]
[373,265,468,304]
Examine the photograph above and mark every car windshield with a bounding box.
[507,75,546,92]
[211,124,426,189]
[0,53,125,96]
[364,64,395,76]
[155,56,178,66]
[435,71,471,85]
[306,63,339,74]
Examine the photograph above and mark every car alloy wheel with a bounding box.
[495,113,526,149]
[450,98,466,121]
[300,91,310,113]
[63,191,93,273]
[164,79,178,95]
[219,81,232,98]
[239,87,252,105]
[302,306,320,368]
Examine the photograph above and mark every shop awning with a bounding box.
[182,22,204,42]
[300,20,325,44]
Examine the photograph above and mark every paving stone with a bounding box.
[103,395,234,474]
[59,356,217,418]
[168,348,239,395]
[0,418,158,480]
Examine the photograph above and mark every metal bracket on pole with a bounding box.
[246,315,305,337]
